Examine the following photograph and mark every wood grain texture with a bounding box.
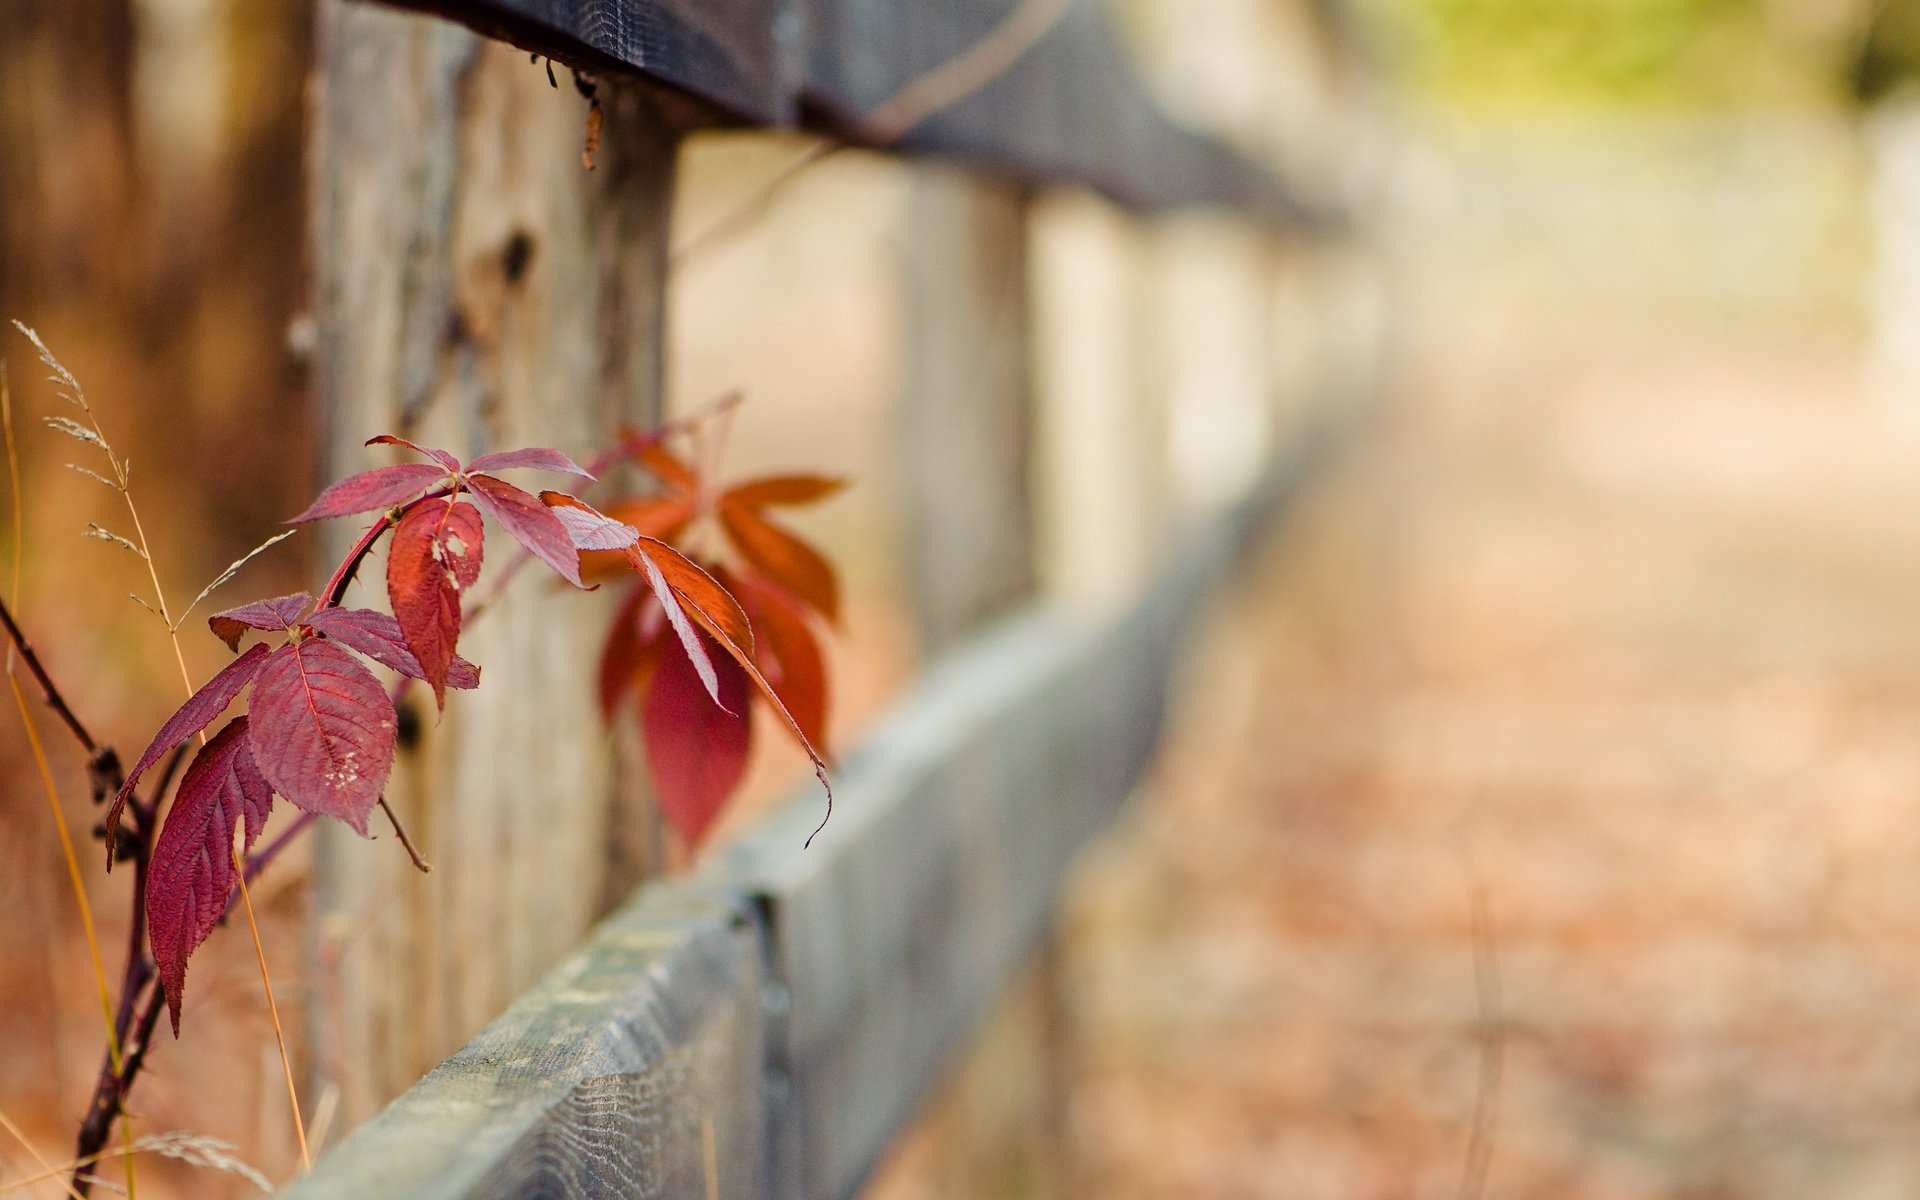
[309,0,679,1125]
[352,0,1346,230]
[282,885,767,1199]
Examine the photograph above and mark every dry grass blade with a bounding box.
[231,848,310,1173]
[129,1133,270,1194]
[84,524,143,556]
[11,321,83,408]
[176,529,299,629]
[0,1102,88,1200]
[0,1132,270,1196]
[43,416,104,448]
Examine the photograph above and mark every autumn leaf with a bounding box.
[287,463,447,524]
[306,607,480,691]
[365,434,460,473]
[735,571,830,756]
[631,538,753,653]
[541,491,641,551]
[108,642,273,866]
[247,640,397,835]
[387,497,483,706]
[466,473,583,588]
[718,504,839,622]
[147,717,273,1034]
[468,448,593,478]
[597,587,661,721]
[721,474,847,509]
[207,592,310,651]
[644,626,752,848]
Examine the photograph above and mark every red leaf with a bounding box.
[107,642,272,867]
[643,627,752,848]
[467,474,583,588]
[597,587,661,721]
[631,538,753,653]
[207,592,310,651]
[366,434,460,472]
[719,504,840,622]
[737,573,830,757]
[722,474,847,509]
[540,491,640,551]
[146,717,272,1035]
[629,542,833,843]
[306,607,480,691]
[468,447,593,479]
[248,640,397,835]
[387,498,484,706]
[287,463,446,524]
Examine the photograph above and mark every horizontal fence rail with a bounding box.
[281,402,1364,1200]
[371,0,1344,229]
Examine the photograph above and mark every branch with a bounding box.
[0,593,98,753]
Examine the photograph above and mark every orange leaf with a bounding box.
[736,572,830,758]
[630,538,753,654]
[722,474,847,509]
[636,443,698,494]
[719,504,839,623]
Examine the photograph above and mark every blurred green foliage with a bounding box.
[1396,0,1850,111]
[1852,2,1920,104]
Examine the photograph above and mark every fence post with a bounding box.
[308,0,681,1124]
[888,162,1080,1195]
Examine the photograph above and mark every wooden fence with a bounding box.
[288,0,1379,1193]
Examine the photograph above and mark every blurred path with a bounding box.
[1061,118,1920,1199]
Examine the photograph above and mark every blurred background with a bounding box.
[4,0,1920,1196]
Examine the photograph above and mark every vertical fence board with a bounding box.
[309,0,680,1124]
[901,163,1035,654]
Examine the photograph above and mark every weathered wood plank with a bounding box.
[354,0,1345,229]
[282,886,767,1199]
[725,402,1355,1200]
[367,0,789,122]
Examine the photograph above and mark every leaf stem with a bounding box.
[378,797,431,874]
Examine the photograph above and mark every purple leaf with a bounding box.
[146,717,273,1035]
[107,642,272,867]
[467,447,593,479]
[248,640,397,836]
[306,607,479,690]
[288,463,446,524]
[466,473,584,588]
[208,592,310,650]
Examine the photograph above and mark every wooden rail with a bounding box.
[372,0,1343,229]
[281,401,1362,1199]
